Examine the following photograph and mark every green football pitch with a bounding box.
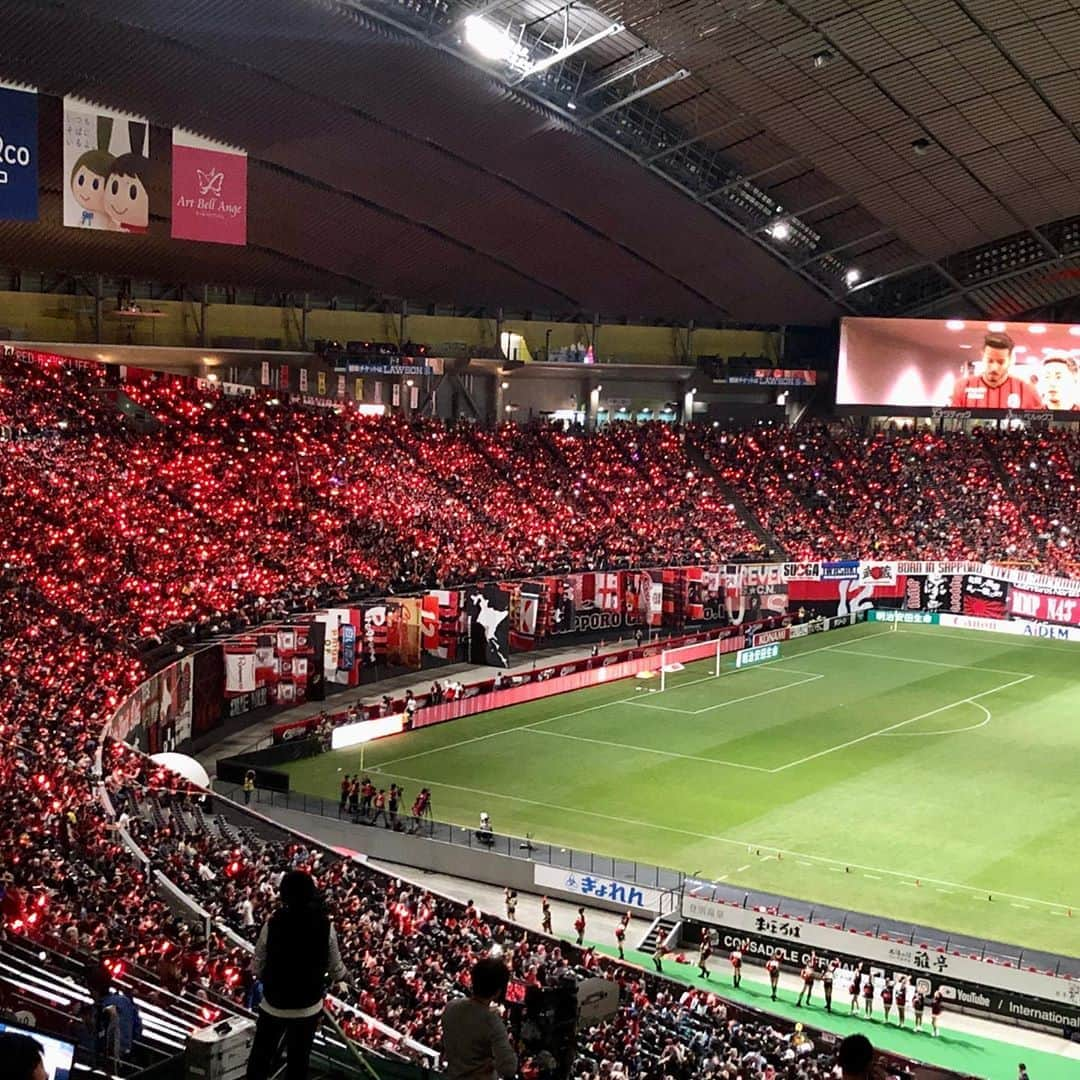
[280,620,1080,957]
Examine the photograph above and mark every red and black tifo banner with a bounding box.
[904,573,1008,619]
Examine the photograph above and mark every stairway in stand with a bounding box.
[683,439,788,559]
[637,913,681,954]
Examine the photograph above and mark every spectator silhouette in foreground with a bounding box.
[838,1033,874,1080]
[246,870,347,1080]
[441,957,517,1080]
[1,1033,47,1080]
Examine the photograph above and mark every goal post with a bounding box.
[659,636,723,693]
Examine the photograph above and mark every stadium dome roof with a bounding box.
[3,0,1080,322]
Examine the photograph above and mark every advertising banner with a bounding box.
[838,317,1078,413]
[135,655,195,754]
[0,83,37,221]
[549,572,626,635]
[224,642,257,694]
[1009,587,1080,626]
[868,610,939,624]
[736,642,780,668]
[340,623,357,672]
[386,597,422,669]
[821,559,860,580]
[789,573,905,617]
[681,893,1080,1022]
[509,581,544,651]
[904,572,1009,619]
[533,863,665,913]
[314,607,361,685]
[896,560,1080,598]
[171,128,247,245]
[221,624,315,717]
[420,589,463,660]
[305,618,326,702]
[940,611,1080,641]
[725,564,788,624]
[363,604,389,663]
[190,645,225,738]
[684,566,705,622]
[725,369,818,387]
[63,97,150,232]
[466,584,510,667]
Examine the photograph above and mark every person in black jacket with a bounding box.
[245,870,347,1080]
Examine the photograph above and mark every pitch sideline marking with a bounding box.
[878,701,992,737]
[376,627,896,770]
[523,727,772,771]
[769,674,1033,772]
[372,767,1074,913]
[825,646,1031,677]
[898,626,1079,653]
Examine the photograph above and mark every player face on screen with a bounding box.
[1040,354,1078,410]
[979,339,1014,388]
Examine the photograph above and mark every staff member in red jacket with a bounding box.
[574,907,586,946]
[949,330,1041,409]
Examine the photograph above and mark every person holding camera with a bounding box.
[441,957,517,1080]
[245,870,347,1080]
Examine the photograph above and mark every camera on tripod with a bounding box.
[505,974,619,1080]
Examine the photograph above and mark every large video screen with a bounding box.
[838,317,1080,413]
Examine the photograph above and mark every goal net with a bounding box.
[658,637,723,693]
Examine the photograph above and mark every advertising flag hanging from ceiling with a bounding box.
[171,128,247,245]
[0,82,38,221]
[63,97,150,232]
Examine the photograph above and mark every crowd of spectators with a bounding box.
[695,423,1048,565]
[1,351,1072,1077]
[91,774,917,1080]
[0,725,918,1079]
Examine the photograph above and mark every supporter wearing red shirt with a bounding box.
[949,331,1042,410]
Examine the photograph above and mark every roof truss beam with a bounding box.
[586,68,691,123]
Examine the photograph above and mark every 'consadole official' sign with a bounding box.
[681,894,1080,1017]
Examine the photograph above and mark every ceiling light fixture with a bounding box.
[845,268,861,286]
[769,220,791,241]
[464,15,517,63]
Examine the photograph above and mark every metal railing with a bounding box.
[217,781,685,896]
